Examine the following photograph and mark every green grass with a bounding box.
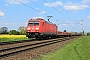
[35,36,90,60]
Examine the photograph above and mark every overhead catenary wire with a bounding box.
[29,0,57,20]
[54,0,71,20]
[29,0,47,12]
[14,0,57,21]
[14,0,56,19]
[14,0,68,25]
[43,0,79,29]
[29,0,61,21]
[43,0,70,20]
[14,0,41,12]
[54,0,84,29]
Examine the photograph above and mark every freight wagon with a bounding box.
[57,31,71,37]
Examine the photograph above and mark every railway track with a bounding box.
[0,36,78,59]
[0,36,74,45]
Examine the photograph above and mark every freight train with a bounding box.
[26,18,81,39]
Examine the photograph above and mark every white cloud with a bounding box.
[81,0,90,4]
[88,16,90,20]
[44,1,89,11]
[5,4,8,6]
[5,0,29,4]
[44,1,63,7]
[0,11,4,17]
[63,1,89,11]
[39,11,46,14]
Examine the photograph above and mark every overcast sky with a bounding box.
[0,0,90,32]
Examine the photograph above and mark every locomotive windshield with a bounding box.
[28,21,39,26]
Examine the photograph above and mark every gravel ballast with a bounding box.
[0,37,78,60]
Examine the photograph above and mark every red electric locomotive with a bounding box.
[26,18,57,39]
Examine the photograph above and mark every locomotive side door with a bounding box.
[42,22,45,33]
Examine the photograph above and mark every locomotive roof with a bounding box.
[30,18,43,20]
[29,18,57,25]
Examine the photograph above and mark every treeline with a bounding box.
[0,26,26,35]
[87,32,90,36]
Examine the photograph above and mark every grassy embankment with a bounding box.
[0,35,29,42]
[35,36,90,60]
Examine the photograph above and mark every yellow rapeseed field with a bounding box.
[0,35,26,38]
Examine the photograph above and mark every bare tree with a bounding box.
[18,26,26,35]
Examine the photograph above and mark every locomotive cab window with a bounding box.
[28,21,39,26]
[34,22,39,25]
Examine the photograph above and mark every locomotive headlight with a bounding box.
[36,28,39,30]
[27,28,30,30]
